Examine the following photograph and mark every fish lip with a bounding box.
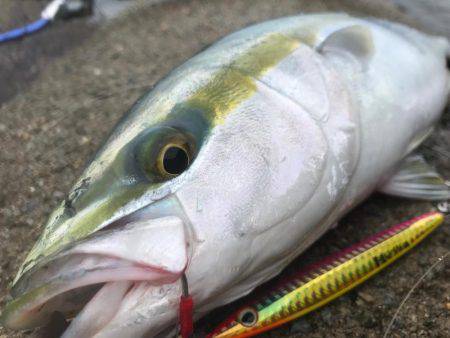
[1,254,183,330]
[2,213,190,331]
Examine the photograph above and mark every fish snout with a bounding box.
[1,215,189,332]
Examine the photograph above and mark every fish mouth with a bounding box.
[1,214,189,335]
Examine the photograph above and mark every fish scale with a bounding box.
[209,211,444,337]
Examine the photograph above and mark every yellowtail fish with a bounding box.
[1,13,449,337]
[208,212,444,337]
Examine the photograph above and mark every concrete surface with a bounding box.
[0,1,449,337]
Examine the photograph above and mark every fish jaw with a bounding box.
[0,214,189,333]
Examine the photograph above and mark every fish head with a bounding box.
[1,34,329,337]
[0,75,210,334]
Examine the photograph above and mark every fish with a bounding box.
[207,211,445,337]
[1,13,449,338]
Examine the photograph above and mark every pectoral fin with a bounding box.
[379,154,450,201]
[317,25,374,65]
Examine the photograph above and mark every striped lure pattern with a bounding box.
[208,211,444,337]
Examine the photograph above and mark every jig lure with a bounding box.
[208,211,444,337]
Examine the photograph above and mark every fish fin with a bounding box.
[317,25,374,65]
[378,154,450,201]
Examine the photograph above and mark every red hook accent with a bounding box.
[179,274,194,338]
[179,294,194,338]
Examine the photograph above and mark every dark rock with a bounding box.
[382,291,397,308]
[423,318,434,328]
[290,319,313,334]
[358,311,378,328]
[320,308,333,325]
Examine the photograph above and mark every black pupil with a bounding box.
[241,311,255,325]
[163,146,189,175]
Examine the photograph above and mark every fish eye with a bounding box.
[158,144,190,176]
[136,127,196,181]
[237,307,258,327]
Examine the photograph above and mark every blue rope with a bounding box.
[0,18,50,43]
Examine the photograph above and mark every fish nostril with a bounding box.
[63,177,92,217]
[64,198,76,217]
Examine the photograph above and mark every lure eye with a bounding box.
[237,307,258,327]
[158,144,190,176]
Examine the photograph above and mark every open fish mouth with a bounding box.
[1,214,189,336]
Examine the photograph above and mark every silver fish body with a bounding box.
[1,13,449,337]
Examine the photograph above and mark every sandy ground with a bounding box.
[0,0,449,337]
[0,0,93,104]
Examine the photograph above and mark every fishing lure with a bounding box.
[208,211,444,337]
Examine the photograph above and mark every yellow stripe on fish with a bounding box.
[186,33,300,125]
